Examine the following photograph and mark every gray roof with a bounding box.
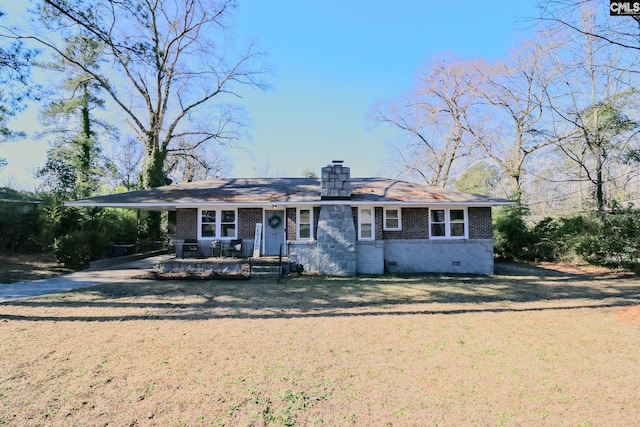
[0,188,42,204]
[66,177,513,210]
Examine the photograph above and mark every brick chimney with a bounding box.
[321,160,351,200]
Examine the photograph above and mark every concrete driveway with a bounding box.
[0,255,162,302]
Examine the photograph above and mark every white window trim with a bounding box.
[429,207,468,239]
[383,207,402,231]
[296,207,314,240]
[358,207,375,241]
[197,208,238,240]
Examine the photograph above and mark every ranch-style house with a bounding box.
[67,161,513,275]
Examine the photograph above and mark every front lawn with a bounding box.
[1,265,639,425]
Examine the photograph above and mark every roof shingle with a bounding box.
[67,177,512,209]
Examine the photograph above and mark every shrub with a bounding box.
[574,207,640,269]
[101,208,139,245]
[494,203,640,271]
[573,234,609,265]
[48,206,140,268]
[527,215,595,262]
[493,205,533,260]
[0,203,40,252]
[53,229,95,268]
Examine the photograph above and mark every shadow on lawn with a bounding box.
[2,262,640,322]
[0,257,74,284]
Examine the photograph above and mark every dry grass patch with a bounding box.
[1,264,640,426]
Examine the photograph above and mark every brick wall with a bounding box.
[375,207,384,240]
[468,207,492,239]
[175,208,198,239]
[383,208,429,240]
[177,205,492,242]
[238,208,263,239]
[286,208,296,240]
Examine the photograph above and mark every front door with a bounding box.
[264,210,285,256]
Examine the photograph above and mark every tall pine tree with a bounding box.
[37,35,115,200]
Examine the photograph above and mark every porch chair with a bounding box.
[183,239,199,258]
[223,239,243,258]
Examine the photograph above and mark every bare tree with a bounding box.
[538,0,640,52]
[467,36,572,202]
[372,54,481,187]
[168,137,231,182]
[544,4,639,211]
[105,137,143,190]
[21,0,266,236]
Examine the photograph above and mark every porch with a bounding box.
[157,255,292,280]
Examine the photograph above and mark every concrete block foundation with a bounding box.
[288,239,494,276]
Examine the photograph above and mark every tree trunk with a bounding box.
[142,141,167,241]
[596,149,605,212]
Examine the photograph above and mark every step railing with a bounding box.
[278,243,284,279]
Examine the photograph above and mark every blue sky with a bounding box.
[229,1,541,178]
[0,0,541,189]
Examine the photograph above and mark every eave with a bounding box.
[66,199,514,211]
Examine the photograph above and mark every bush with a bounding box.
[0,189,147,264]
[573,208,640,269]
[53,229,95,268]
[493,205,533,260]
[527,215,595,262]
[504,206,640,271]
[0,203,41,252]
[46,206,140,268]
[101,208,139,245]
[573,234,609,265]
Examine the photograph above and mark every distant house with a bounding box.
[67,161,512,275]
[0,188,42,213]
[0,188,43,251]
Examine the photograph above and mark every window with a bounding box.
[201,210,216,237]
[221,210,236,237]
[383,208,401,231]
[199,209,237,239]
[430,208,466,238]
[450,209,465,237]
[359,207,374,240]
[297,208,313,240]
[430,209,446,237]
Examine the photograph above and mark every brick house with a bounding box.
[68,161,512,275]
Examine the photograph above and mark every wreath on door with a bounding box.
[268,215,282,229]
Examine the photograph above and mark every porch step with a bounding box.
[249,257,291,280]
[250,263,282,280]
